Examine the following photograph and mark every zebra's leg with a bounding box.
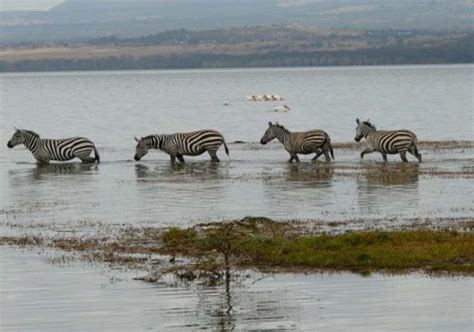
[312,149,324,162]
[323,148,331,162]
[416,151,422,163]
[169,154,177,163]
[293,154,300,163]
[381,152,388,162]
[408,144,422,163]
[207,150,220,162]
[399,150,409,162]
[360,148,375,160]
[176,154,185,164]
[288,156,295,163]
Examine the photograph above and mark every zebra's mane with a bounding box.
[143,135,157,141]
[362,121,376,130]
[272,123,290,133]
[22,129,40,138]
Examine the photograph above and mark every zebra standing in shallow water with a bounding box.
[354,118,422,162]
[260,122,334,162]
[134,129,229,162]
[7,128,100,164]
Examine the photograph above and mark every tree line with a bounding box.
[1,33,472,72]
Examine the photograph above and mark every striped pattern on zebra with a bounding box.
[354,119,422,162]
[260,122,334,162]
[7,128,100,164]
[134,129,229,162]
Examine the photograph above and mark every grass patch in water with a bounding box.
[1,217,473,276]
[159,217,474,275]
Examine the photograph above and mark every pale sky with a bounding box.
[0,0,64,11]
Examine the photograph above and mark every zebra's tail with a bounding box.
[222,139,229,156]
[327,137,334,160]
[93,145,100,164]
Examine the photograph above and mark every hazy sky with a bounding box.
[0,0,63,11]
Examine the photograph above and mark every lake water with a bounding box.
[1,248,473,331]
[0,65,473,227]
[1,65,473,330]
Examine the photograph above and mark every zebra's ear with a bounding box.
[134,136,140,143]
[268,121,272,127]
[356,118,360,124]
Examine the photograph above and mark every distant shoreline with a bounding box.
[0,62,472,75]
[1,56,472,74]
[1,27,472,73]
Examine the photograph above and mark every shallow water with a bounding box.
[1,65,473,330]
[1,145,473,227]
[1,249,472,331]
[1,65,473,227]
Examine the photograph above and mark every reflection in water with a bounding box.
[3,248,473,331]
[284,163,334,185]
[260,163,336,219]
[4,163,100,222]
[198,268,236,331]
[30,163,99,181]
[134,161,227,182]
[363,163,419,186]
[134,164,153,179]
[2,149,472,225]
[169,268,302,331]
[357,163,420,214]
[133,162,229,221]
[7,163,98,183]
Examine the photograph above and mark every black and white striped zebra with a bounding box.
[260,122,334,162]
[134,129,229,162]
[354,119,422,162]
[7,128,100,164]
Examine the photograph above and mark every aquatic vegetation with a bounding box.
[1,217,473,278]
[158,217,474,275]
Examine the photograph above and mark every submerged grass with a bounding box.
[159,217,474,275]
[1,217,473,276]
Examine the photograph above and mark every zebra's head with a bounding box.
[134,136,155,161]
[355,119,376,142]
[7,128,24,148]
[260,122,284,145]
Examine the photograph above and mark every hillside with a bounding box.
[1,0,473,43]
[1,26,472,72]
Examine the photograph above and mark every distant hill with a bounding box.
[1,26,472,72]
[1,0,473,43]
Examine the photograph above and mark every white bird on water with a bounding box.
[274,104,290,112]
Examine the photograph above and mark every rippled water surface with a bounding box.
[1,249,472,331]
[1,65,473,330]
[1,65,473,226]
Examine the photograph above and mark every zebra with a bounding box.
[134,129,229,163]
[7,128,100,164]
[260,122,334,162]
[354,118,422,162]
